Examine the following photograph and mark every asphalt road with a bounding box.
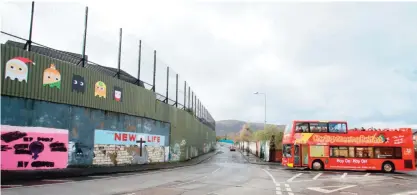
[2,144,417,195]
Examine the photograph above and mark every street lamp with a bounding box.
[254,92,266,131]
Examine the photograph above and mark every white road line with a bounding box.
[285,184,290,188]
[313,173,322,180]
[341,173,347,178]
[171,176,208,187]
[364,173,371,177]
[286,187,292,192]
[392,190,417,195]
[42,179,72,182]
[89,175,109,178]
[262,169,277,184]
[288,193,294,195]
[287,173,303,182]
[276,187,280,190]
[212,168,220,174]
[123,193,136,195]
[1,185,23,187]
[276,183,280,186]
[276,191,282,195]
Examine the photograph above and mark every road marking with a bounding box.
[286,187,292,192]
[262,169,277,184]
[341,173,347,178]
[123,193,136,195]
[285,184,289,188]
[364,173,370,177]
[313,173,322,180]
[341,192,358,195]
[89,175,109,178]
[212,168,220,174]
[288,193,294,195]
[171,176,208,187]
[287,173,303,182]
[1,185,23,188]
[276,191,282,195]
[42,179,72,182]
[308,185,356,194]
[392,190,417,195]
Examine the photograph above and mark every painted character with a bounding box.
[94,81,106,98]
[4,57,35,82]
[113,86,123,102]
[72,74,85,93]
[43,64,61,89]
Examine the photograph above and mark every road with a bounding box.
[2,144,417,195]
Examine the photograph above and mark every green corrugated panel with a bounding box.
[1,44,216,157]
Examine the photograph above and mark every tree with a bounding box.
[252,124,284,149]
[239,123,253,142]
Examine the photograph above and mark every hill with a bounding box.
[216,120,285,136]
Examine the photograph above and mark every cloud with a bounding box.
[1,1,417,128]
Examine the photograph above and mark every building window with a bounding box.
[355,147,373,158]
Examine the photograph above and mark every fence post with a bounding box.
[175,74,178,107]
[137,40,142,85]
[24,1,35,51]
[165,66,169,103]
[152,50,156,92]
[188,86,191,109]
[80,6,89,67]
[191,91,194,114]
[183,81,187,110]
[117,28,122,79]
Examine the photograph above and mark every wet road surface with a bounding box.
[2,144,417,195]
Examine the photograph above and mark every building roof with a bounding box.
[5,40,145,87]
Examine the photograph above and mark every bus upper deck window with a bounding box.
[329,122,347,133]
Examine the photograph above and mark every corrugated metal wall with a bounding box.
[1,44,216,162]
[1,44,155,120]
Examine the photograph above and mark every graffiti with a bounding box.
[72,74,86,93]
[113,86,123,102]
[170,143,181,161]
[143,119,154,133]
[43,64,61,89]
[94,81,107,98]
[0,125,68,170]
[4,57,35,82]
[92,129,167,165]
[68,141,93,164]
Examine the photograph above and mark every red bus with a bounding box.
[282,120,416,173]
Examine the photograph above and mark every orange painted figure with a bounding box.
[43,64,61,89]
[95,81,106,98]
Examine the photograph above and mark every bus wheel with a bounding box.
[312,160,324,171]
[382,162,395,173]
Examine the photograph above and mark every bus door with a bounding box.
[294,144,301,166]
[302,145,309,166]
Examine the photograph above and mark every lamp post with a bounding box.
[254,92,266,131]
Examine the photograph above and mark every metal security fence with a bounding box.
[1,1,215,130]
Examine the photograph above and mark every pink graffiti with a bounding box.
[1,125,68,170]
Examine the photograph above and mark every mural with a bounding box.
[43,64,61,89]
[4,57,35,82]
[92,130,167,165]
[72,74,86,93]
[170,139,186,161]
[0,125,68,170]
[94,81,106,98]
[113,86,123,102]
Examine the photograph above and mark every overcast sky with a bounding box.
[1,1,417,128]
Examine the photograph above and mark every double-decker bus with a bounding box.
[282,120,416,173]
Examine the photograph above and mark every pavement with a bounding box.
[2,143,417,195]
[237,147,282,165]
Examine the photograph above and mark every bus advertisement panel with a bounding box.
[282,120,415,173]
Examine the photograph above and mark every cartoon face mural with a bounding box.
[43,64,61,89]
[72,74,85,93]
[4,57,35,82]
[94,81,106,98]
[113,86,123,102]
